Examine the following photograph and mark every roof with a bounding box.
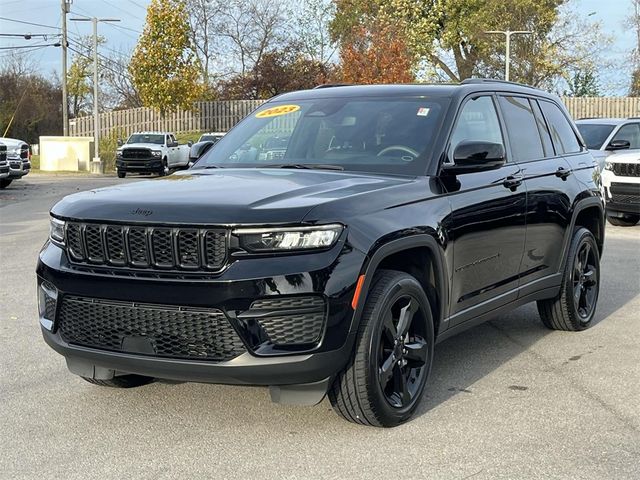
[131,131,173,135]
[575,118,636,125]
[270,80,557,103]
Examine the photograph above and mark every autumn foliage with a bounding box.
[339,22,414,84]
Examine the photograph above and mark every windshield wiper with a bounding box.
[262,163,344,171]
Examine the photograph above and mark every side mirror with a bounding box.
[443,140,506,174]
[187,141,193,147]
[117,139,123,146]
[606,139,631,151]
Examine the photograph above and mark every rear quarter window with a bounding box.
[539,101,581,154]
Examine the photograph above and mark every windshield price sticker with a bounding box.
[417,107,430,117]
[256,105,301,118]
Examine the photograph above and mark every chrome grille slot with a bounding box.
[63,222,228,273]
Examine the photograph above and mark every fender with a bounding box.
[349,233,449,338]
[558,196,605,273]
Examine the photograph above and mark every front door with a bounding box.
[443,95,527,325]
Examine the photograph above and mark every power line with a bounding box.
[0,33,62,38]
[0,43,61,50]
[0,16,62,30]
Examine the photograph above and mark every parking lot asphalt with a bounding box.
[1,174,639,480]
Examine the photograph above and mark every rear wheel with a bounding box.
[537,227,600,331]
[607,214,639,227]
[82,375,153,388]
[0,178,12,189]
[329,270,434,427]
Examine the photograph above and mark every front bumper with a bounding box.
[37,240,364,387]
[0,161,9,178]
[602,170,640,215]
[116,158,163,173]
[8,158,29,178]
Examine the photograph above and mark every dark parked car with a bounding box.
[38,81,604,427]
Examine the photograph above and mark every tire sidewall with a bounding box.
[362,273,434,425]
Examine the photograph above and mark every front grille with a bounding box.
[64,222,228,272]
[611,193,640,205]
[243,295,327,346]
[121,148,152,159]
[9,160,20,169]
[0,144,6,162]
[612,163,640,177]
[58,296,246,361]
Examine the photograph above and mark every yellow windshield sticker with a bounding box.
[255,104,300,118]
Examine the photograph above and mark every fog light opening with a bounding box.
[38,281,58,331]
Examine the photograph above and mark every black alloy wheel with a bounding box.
[378,294,429,408]
[572,240,598,322]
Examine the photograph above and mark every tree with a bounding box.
[186,0,224,84]
[339,21,413,84]
[66,35,101,117]
[216,44,334,98]
[130,0,204,113]
[0,56,62,143]
[564,69,600,97]
[292,0,337,67]
[629,0,640,96]
[331,0,610,88]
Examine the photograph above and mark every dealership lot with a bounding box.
[1,175,639,479]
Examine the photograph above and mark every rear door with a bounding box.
[445,95,527,325]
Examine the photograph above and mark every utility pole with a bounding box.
[61,0,72,136]
[70,16,119,173]
[484,30,533,82]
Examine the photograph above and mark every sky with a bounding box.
[0,0,637,95]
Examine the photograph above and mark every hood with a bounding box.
[51,168,419,225]
[605,150,640,163]
[119,143,161,149]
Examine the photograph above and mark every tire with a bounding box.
[159,158,169,177]
[329,270,434,427]
[117,170,126,178]
[0,178,12,189]
[607,214,639,227]
[82,374,154,388]
[537,227,600,331]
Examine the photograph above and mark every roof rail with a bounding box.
[313,83,352,89]
[460,78,540,90]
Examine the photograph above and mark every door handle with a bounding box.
[555,167,572,180]
[503,175,523,191]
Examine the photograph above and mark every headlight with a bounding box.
[152,150,162,157]
[234,224,343,252]
[50,217,65,244]
[604,161,613,171]
[116,149,123,157]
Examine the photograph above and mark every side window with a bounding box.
[165,135,171,145]
[448,96,503,162]
[498,96,545,161]
[612,123,640,149]
[531,100,555,157]
[539,101,581,154]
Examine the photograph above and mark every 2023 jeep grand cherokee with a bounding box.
[38,80,604,427]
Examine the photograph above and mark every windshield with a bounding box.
[192,97,449,175]
[576,124,615,150]
[199,134,224,143]
[127,134,164,145]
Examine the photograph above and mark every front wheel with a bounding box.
[159,158,169,176]
[0,178,12,189]
[537,227,600,331]
[117,170,126,178]
[607,214,639,227]
[329,270,434,427]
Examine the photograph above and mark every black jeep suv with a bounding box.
[38,81,604,427]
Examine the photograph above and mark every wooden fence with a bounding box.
[69,97,640,139]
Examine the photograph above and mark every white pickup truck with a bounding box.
[116,132,191,178]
